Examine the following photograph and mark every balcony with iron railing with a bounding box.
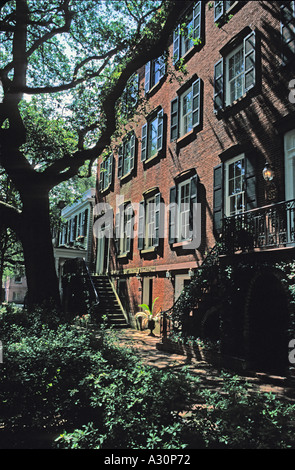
[221,199,295,255]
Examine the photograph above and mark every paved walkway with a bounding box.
[107,328,295,401]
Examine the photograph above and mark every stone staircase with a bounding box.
[91,275,128,328]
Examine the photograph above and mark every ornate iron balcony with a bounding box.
[222,199,295,254]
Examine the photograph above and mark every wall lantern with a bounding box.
[262,162,274,182]
[136,272,142,281]
[166,270,172,279]
[188,268,194,278]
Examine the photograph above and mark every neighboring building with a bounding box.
[54,188,95,290]
[3,275,27,304]
[94,1,295,374]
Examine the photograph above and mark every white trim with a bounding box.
[284,129,295,201]
[224,154,245,216]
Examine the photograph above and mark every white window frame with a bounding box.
[178,79,201,138]
[225,43,245,106]
[225,154,245,217]
[145,195,156,249]
[177,179,191,242]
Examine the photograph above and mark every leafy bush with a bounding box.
[185,373,295,449]
[2,305,295,449]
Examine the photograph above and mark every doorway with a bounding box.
[96,225,109,275]
[247,273,289,374]
[142,277,153,310]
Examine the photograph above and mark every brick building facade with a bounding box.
[94,1,295,374]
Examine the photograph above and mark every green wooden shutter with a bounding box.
[118,144,123,178]
[138,200,145,251]
[130,133,136,171]
[169,186,177,244]
[193,1,202,41]
[145,61,151,94]
[170,97,179,142]
[192,78,202,128]
[153,192,161,248]
[107,154,113,188]
[157,108,164,152]
[125,204,133,254]
[281,2,295,63]
[173,25,180,64]
[214,58,224,112]
[213,164,224,234]
[214,1,224,22]
[141,123,147,162]
[115,208,121,254]
[245,157,257,211]
[99,160,105,190]
[244,30,256,92]
[189,174,199,237]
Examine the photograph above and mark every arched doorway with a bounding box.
[246,272,289,374]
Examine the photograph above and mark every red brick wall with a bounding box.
[97,1,295,317]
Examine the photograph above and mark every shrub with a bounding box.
[185,372,295,449]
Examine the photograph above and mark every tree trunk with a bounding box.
[20,190,61,312]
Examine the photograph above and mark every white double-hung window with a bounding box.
[225,155,245,216]
[178,180,191,241]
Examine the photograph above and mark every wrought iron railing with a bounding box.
[222,199,295,254]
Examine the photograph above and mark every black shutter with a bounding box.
[170,97,179,142]
[153,192,161,248]
[125,204,133,254]
[245,157,257,211]
[214,1,224,22]
[173,26,180,64]
[213,164,224,234]
[281,1,295,64]
[189,174,199,237]
[244,30,256,92]
[138,200,145,251]
[192,78,202,128]
[118,144,123,178]
[115,209,121,254]
[157,108,164,152]
[145,61,151,94]
[169,186,177,244]
[214,58,224,112]
[141,123,147,162]
[130,133,136,171]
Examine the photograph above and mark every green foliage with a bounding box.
[186,373,295,449]
[1,304,295,449]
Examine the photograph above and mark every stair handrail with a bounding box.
[160,242,222,338]
[81,258,100,307]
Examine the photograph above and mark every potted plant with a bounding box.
[135,297,160,336]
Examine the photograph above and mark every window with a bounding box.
[121,73,139,116]
[169,174,199,244]
[170,78,202,141]
[173,1,203,63]
[214,30,256,111]
[118,133,136,179]
[214,1,240,23]
[59,209,89,245]
[141,108,164,162]
[138,192,161,251]
[145,55,166,94]
[225,155,245,216]
[99,154,113,191]
[213,154,257,234]
[178,180,191,241]
[281,1,295,63]
[115,203,133,256]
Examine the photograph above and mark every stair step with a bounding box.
[92,275,127,329]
